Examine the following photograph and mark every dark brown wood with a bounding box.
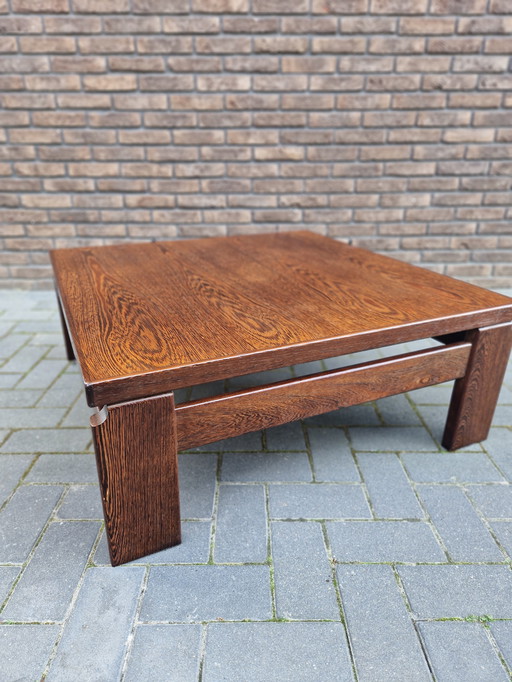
[442,323,512,451]
[56,290,75,361]
[90,392,180,566]
[50,231,512,407]
[176,343,471,451]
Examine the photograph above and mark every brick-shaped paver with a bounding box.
[356,452,423,519]
[1,345,48,373]
[491,621,512,670]
[418,622,509,682]
[266,422,307,451]
[349,426,438,452]
[337,565,431,681]
[194,430,263,452]
[272,521,339,620]
[0,485,62,563]
[214,484,267,563]
[328,521,445,563]
[0,454,33,504]
[467,485,512,518]
[1,428,90,453]
[269,483,371,519]
[26,454,97,483]
[46,567,144,681]
[221,451,312,482]
[57,485,103,519]
[398,565,512,618]
[0,389,41,407]
[490,522,512,557]
[2,521,100,621]
[308,428,360,482]
[17,359,68,390]
[38,372,83,408]
[124,625,202,682]
[60,397,90,428]
[418,485,504,561]
[179,453,217,518]
[483,428,512,480]
[377,394,421,426]
[402,452,504,483]
[306,402,381,428]
[0,333,28,359]
[417,405,482,451]
[203,622,354,682]
[0,625,59,682]
[409,381,453,405]
[0,407,66,429]
[0,566,19,603]
[141,565,271,622]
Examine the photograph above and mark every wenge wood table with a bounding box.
[50,231,512,566]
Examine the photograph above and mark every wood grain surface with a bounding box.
[91,392,180,566]
[442,323,512,451]
[176,343,471,451]
[50,231,512,407]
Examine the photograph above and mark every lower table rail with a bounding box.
[175,342,472,451]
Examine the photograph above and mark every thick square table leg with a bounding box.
[90,392,181,566]
[442,323,512,451]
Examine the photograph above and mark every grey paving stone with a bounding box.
[221,451,312,482]
[292,359,325,376]
[467,485,512,518]
[179,453,217,518]
[125,624,202,682]
[0,429,9,445]
[60,397,90,428]
[94,522,212,566]
[0,454,34,504]
[226,366,292,390]
[493,404,512,426]
[1,345,48,373]
[46,566,144,682]
[189,380,225,401]
[17,359,68,390]
[30,332,63,346]
[305,403,381,427]
[272,521,339,619]
[2,309,53,321]
[402,452,504,483]
[266,422,307,451]
[357,452,424,519]
[26,454,97,483]
[0,566,19,603]
[269,483,371,519]
[309,428,360,482]
[0,389,42,407]
[204,622,354,682]
[490,522,512,557]
[483,427,512,480]
[0,407,66,429]
[0,485,62,562]
[0,625,59,682]
[418,622,509,682]
[337,564,431,682]
[398,565,512,618]
[2,521,100,621]
[349,426,438,452]
[418,485,504,561]
[57,485,103,519]
[214,484,267,563]
[324,349,381,370]
[0,333,28,359]
[0,374,22,389]
[38,372,83,408]
[328,521,445,563]
[491,621,512,669]
[141,565,271,622]
[1,428,90,453]
[417,405,482,452]
[377,394,421,426]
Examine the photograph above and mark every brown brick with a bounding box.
[74,0,129,10]
[369,37,424,53]
[341,17,395,33]
[366,74,419,90]
[364,111,415,126]
[396,56,450,71]
[311,75,364,91]
[196,37,252,54]
[109,57,165,72]
[312,0,368,13]
[253,75,307,91]
[282,56,336,73]
[431,0,486,12]
[11,0,68,10]
[44,17,101,33]
[138,37,192,54]
[25,75,80,90]
[283,94,334,110]
[133,0,188,12]
[191,0,249,11]
[453,56,508,72]
[168,57,222,72]
[171,94,223,110]
[393,93,446,108]
[283,16,337,33]
[2,93,55,109]
[449,93,501,108]
[163,16,219,33]
[58,93,111,108]
[79,36,134,54]
[339,56,394,72]
[254,37,308,53]
[485,37,512,54]
[312,37,366,53]
[0,16,43,32]
[0,75,23,91]
[225,56,278,72]
[51,56,106,72]
[20,37,75,53]
[254,112,307,126]
[490,0,512,11]
[428,37,482,54]
[223,16,279,32]
[371,0,428,12]
[139,75,194,91]
[0,56,49,73]
[197,75,250,91]
[423,74,477,90]
[338,94,390,109]
[255,146,304,160]
[400,17,455,34]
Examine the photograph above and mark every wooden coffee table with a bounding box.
[50,231,512,566]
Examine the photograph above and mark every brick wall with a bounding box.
[1,0,512,289]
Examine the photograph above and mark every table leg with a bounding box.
[90,392,181,566]
[56,294,75,361]
[442,323,512,451]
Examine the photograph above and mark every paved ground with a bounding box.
[0,290,512,682]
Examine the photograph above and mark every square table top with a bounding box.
[51,231,512,407]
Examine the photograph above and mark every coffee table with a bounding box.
[50,231,512,566]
